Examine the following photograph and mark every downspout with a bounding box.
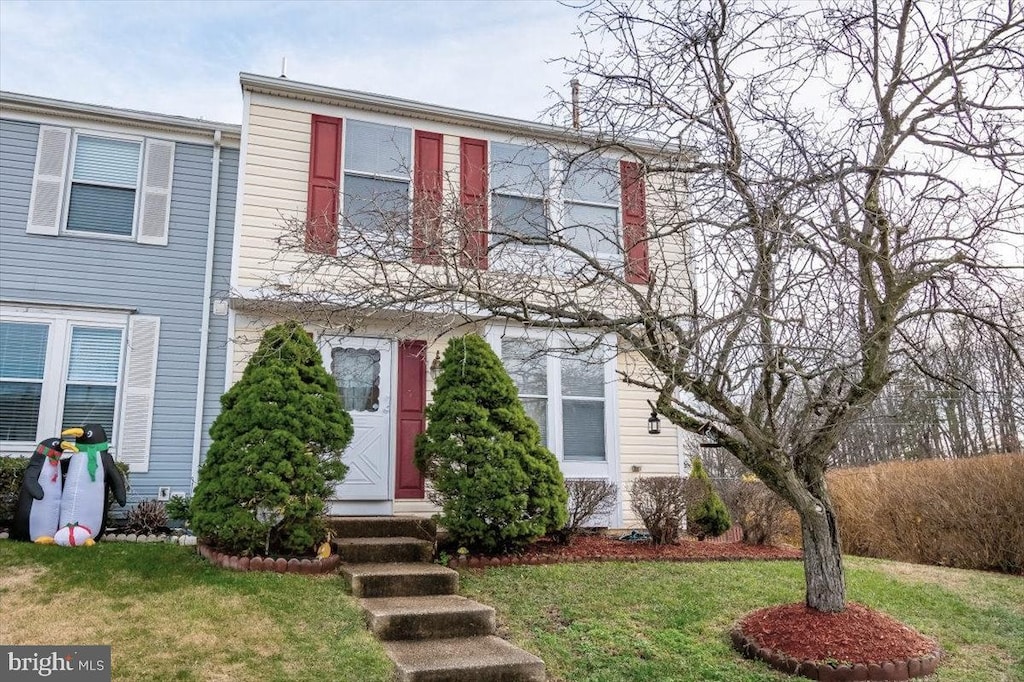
[190,129,223,490]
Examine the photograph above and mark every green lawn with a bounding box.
[459,557,1024,682]
[1,543,1020,681]
[0,542,391,682]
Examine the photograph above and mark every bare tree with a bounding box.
[265,0,1023,612]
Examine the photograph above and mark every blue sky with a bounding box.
[0,0,584,124]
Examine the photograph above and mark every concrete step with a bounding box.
[360,595,496,641]
[334,536,434,564]
[327,516,436,541]
[342,562,458,598]
[384,635,545,682]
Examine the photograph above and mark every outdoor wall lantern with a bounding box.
[429,351,442,380]
[647,410,662,435]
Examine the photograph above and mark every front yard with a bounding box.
[1,542,1020,681]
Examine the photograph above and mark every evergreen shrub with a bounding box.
[191,322,353,556]
[685,458,732,540]
[415,334,567,554]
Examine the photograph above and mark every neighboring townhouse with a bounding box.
[230,73,693,527]
[0,92,240,503]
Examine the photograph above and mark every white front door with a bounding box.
[321,337,393,514]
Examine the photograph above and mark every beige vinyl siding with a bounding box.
[615,351,684,528]
[236,103,311,290]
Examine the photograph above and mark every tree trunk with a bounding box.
[796,495,846,612]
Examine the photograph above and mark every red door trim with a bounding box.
[395,340,427,499]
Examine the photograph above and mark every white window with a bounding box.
[26,126,175,245]
[497,331,617,473]
[0,307,159,472]
[342,120,412,246]
[561,157,621,262]
[490,142,549,248]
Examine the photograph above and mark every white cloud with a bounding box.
[0,0,585,124]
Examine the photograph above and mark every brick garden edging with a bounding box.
[198,543,341,574]
[448,553,801,569]
[730,626,942,681]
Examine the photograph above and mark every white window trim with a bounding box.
[485,325,620,476]
[0,306,128,457]
[61,129,145,242]
[490,152,626,273]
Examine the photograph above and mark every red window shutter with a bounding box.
[306,115,342,255]
[460,138,488,269]
[395,340,427,499]
[621,160,649,284]
[413,131,444,264]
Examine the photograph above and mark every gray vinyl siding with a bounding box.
[0,118,238,501]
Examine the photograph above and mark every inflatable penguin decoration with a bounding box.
[55,424,127,546]
[11,438,77,542]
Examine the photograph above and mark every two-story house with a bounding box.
[229,74,692,526]
[0,92,240,503]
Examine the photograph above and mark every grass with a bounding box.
[459,557,1024,682]
[1,543,1020,681]
[0,542,391,682]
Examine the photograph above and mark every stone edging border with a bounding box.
[198,543,341,574]
[448,553,801,568]
[0,531,196,545]
[730,626,942,681]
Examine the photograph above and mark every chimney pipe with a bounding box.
[280,57,288,78]
[570,78,580,130]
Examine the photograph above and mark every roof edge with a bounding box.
[0,90,241,143]
[239,72,687,158]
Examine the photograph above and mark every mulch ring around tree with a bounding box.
[449,533,802,568]
[732,602,942,681]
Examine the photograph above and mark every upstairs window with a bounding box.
[27,126,175,245]
[561,158,621,262]
[490,142,549,248]
[343,120,412,240]
[66,136,141,237]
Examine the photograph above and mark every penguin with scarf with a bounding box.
[54,424,127,546]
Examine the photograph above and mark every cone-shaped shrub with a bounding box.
[192,322,353,556]
[685,457,732,540]
[416,334,567,554]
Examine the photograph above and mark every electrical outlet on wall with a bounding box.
[157,487,171,501]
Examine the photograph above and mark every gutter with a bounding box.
[190,129,223,490]
[239,73,692,159]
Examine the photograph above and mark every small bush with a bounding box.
[415,334,567,555]
[554,479,618,544]
[630,476,687,544]
[165,495,192,524]
[0,456,28,528]
[829,453,1024,574]
[126,500,169,535]
[685,459,731,540]
[720,476,793,545]
[191,322,353,556]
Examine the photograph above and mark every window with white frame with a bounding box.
[502,335,610,463]
[0,314,123,444]
[490,142,549,248]
[0,307,160,472]
[561,157,621,262]
[66,135,142,237]
[26,126,175,245]
[342,120,412,240]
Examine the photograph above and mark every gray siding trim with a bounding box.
[0,118,239,499]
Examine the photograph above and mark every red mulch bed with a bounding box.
[739,602,936,664]
[521,534,802,562]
